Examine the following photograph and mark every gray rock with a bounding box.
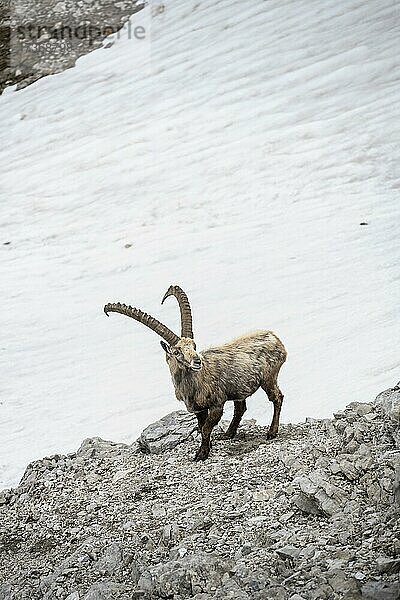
[276,545,301,560]
[310,585,334,600]
[366,481,381,502]
[375,383,400,422]
[328,570,361,597]
[293,491,324,515]
[138,410,198,454]
[2,385,400,600]
[161,523,181,546]
[355,455,374,471]
[213,579,250,599]
[393,428,400,449]
[77,437,128,459]
[0,490,11,505]
[0,584,12,600]
[361,581,400,600]
[258,588,287,600]
[82,581,125,600]
[376,557,400,574]
[337,458,360,481]
[151,503,166,517]
[1,0,144,95]
[346,402,374,417]
[394,463,400,505]
[292,470,346,516]
[95,542,123,575]
[138,552,232,597]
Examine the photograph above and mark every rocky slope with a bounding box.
[0,0,144,94]
[0,385,399,600]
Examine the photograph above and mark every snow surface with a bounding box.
[1,0,399,489]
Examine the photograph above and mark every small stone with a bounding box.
[394,464,400,505]
[152,503,166,518]
[82,581,125,600]
[346,402,374,417]
[279,511,294,523]
[376,557,400,574]
[0,584,13,600]
[301,545,316,559]
[328,571,360,595]
[355,455,374,471]
[253,490,270,501]
[276,545,301,560]
[0,490,11,505]
[367,481,381,502]
[361,580,400,600]
[95,543,123,575]
[337,458,359,481]
[334,410,346,419]
[161,523,181,545]
[330,461,341,474]
[310,585,334,600]
[293,492,323,516]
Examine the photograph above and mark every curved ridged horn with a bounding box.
[161,285,193,339]
[104,302,180,346]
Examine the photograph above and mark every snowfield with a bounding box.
[1,0,399,488]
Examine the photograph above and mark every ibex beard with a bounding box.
[104,285,287,462]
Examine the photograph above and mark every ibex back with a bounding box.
[104,286,286,461]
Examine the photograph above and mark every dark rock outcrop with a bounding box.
[0,0,145,94]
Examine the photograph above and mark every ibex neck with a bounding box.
[170,365,203,412]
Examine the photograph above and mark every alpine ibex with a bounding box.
[104,286,286,461]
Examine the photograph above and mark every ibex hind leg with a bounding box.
[223,400,247,439]
[262,369,284,440]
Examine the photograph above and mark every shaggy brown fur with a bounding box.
[104,286,286,461]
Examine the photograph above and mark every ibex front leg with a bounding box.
[194,406,223,461]
[196,409,208,432]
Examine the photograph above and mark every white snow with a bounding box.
[1,0,399,489]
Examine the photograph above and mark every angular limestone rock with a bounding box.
[138,410,198,454]
[137,552,232,597]
[292,469,347,516]
[375,383,400,422]
[361,580,400,600]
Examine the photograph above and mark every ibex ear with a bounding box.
[160,340,171,354]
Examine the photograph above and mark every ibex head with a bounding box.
[160,337,202,371]
[104,285,202,372]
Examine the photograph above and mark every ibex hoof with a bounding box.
[266,430,277,440]
[194,446,210,461]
